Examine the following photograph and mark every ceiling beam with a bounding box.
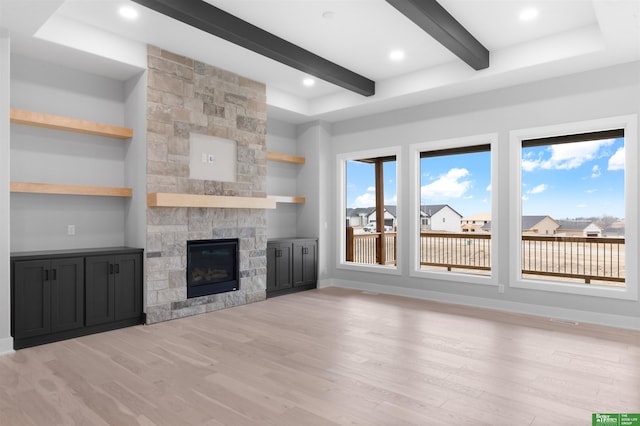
[131,0,375,96]
[386,0,489,70]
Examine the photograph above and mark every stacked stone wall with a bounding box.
[145,46,268,323]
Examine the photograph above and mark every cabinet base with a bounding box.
[266,283,317,299]
[13,316,144,350]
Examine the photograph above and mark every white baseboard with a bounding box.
[326,278,640,331]
[0,337,14,356]
[317,278,333,289]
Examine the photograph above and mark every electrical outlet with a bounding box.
[67,225,76,236]
[201,153,207,163]
[208,154,215,164]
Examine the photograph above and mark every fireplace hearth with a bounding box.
[187,239,239,298]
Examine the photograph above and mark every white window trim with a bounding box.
[509,115,638,300]
[409,133,499,286]
[337,146,402,276]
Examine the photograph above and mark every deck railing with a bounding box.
[419,232,491,272]
[346,227,396,265]
[521,235,624,284]
[346,228,625,284]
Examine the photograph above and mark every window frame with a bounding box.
[509,115,638,300]
[409,133,499,285]
[337,146,402,275]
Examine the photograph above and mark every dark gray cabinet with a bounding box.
[267,241,292,293]
[11,247,143,349]
[293,240,317,288]
[13,258,84,339]
[86,253,142,326]
[267,238,317,297]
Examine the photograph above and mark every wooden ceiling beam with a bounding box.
[386,0,490,70]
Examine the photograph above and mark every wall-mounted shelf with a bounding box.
[268,195,306,204]
[10,108,133,139]
[11,182,133,198]
[147,193,277,209]
[266,151,305,165]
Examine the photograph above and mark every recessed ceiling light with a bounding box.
[389,50,405,62]
[303,78,315,87]
[519,8,539,21]
[119,5,139,20]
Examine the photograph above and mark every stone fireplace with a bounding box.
[145,46,268,324]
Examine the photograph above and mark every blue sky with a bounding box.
[346,138,625,219]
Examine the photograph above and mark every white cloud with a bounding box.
[608,147,625,171]
[352,192,376,208]
[523,139,615,171]
[486,184,492,192]
[585,189,597,194]
[366,186,376,192]
[576,203,588,208]
[591,165,601,178]
[522,195,529,201]
[421,168,471,201]
[385,195,397,205]
[528,184,548,194]
[521,158,540,172]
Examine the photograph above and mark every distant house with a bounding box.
[420,204,462,233]
[461,212,491,233]
[603,227,625,237]
[555,220,602,237]
[367,205,397,229]
[345,207,374,227]
[482,215,559,235]
[522,216,559,235]
[346,206,397,229]
[603,220,625,237]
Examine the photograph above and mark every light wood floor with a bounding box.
[1,288,639,425]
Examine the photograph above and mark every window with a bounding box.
[410,134,497,283]
[339,147,400,272]
[510,115,637,299]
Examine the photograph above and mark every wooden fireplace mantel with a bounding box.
[147,193,278,209]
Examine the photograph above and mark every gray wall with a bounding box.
[266,118,300,239]
[325,61,640,329]
[123,71,147,250]
[296,121,331,281]
[0,32,11,354]
[265,118,331,281]
[9,55,131,251]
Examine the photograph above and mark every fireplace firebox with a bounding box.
[186,239,239,298]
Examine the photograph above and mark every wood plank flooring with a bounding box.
[1,287,639,425]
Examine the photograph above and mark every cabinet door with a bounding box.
[85,255,115,326]
[293,240,317,288]
[114,253,142,321]
[50,258,84,333]
[267,242,292,291]
[13,260,51,338]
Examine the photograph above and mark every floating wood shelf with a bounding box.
[10,108,133,139]
[266,151,305,165]
[11,182,133,198]
[147,193,277,209]
[268,195,306,204]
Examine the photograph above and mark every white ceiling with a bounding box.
[1,0,639,123]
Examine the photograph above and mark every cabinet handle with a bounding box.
[276,249,282,258]
[52,268,57,281]
[44,269,49,281]
[115,264,120,274]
